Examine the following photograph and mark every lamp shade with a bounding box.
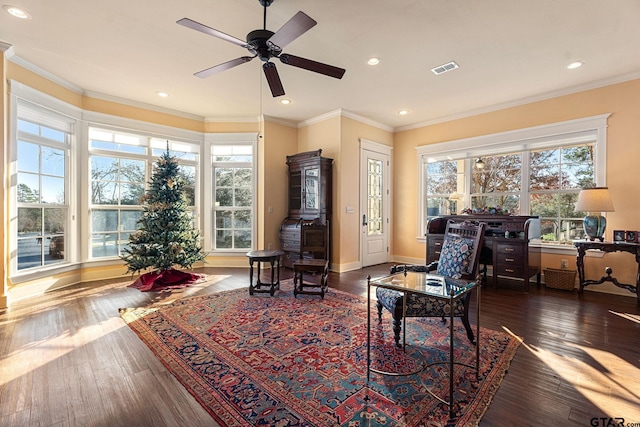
[575,187,614,213]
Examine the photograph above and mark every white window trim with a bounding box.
[416,114,610,251]
[206,132,259,254]
[9,83,82,278]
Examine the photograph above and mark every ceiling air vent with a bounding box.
[431,61,459,75]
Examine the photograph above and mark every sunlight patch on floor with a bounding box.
[510,326,640,422]
[609,310,640,324]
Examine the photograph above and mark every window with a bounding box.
[212,144,255,250]
[89,127,199,259]
[529,145,594,242]
[418,115,608,243]
[471,152,522,213]
[14,101,72,271]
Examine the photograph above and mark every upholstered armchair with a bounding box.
[376,220,486,347]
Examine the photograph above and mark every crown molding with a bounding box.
[263,115,296,128]
[205,116,257,123]
[84,90,205,121]
[396,71,640,132]
[340,109,394,132]
[0,41,14,55]
[297,108,393,132]
[8,54,83,94]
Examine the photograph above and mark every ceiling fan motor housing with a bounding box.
[246,29,277,61]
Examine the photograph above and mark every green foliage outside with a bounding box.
[121,149,206,274]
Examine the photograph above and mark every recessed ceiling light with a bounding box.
[3,5,31,19]
[398,110,409,116]
[367,57,380,66]
[280,99,292,105]
[567,61,584,70]
[156,91,169,98]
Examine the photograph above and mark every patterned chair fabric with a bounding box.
[376,220,485,347]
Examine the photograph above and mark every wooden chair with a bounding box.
[376,219,485,346]
[293,221,329,298]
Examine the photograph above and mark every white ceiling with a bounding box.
[2,0,640,130]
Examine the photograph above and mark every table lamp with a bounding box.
[574,187,614,241]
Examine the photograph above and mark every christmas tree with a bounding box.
[121,149,206,290]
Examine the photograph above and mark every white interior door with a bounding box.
[360,141,390,267]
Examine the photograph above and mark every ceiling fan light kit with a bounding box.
[177,0,346,97]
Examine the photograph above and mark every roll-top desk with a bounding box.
[426,215,541,291]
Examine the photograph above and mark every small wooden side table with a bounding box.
[246,249,284,296]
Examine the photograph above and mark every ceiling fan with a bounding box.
[177,0,346,97]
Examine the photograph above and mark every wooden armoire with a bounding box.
[279,150,333,268]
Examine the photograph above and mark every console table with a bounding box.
[367,272,479,418]
[573,240,640,305]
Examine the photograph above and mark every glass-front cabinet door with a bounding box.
[304,167,319,210]
[289,171,302,211]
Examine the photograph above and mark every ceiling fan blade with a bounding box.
[194,56,254,78]
[267,11,317,52]
[263,62,285,97]
[177,18,248,48]
[279,54,346,79]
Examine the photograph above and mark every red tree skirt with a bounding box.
[128,268,206,292]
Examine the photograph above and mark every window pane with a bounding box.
[41,127,66,143]
[91,233,119,257]
[120,159,145,183]
[18,207,42,236]
[216,229,232,249]
[215,210,232,228]
[46,236,65,262]
[17,119,39,135]
[121,210,142,231]
[41,146,65,177]
[17,141,39,173]
[235,188,252,206]
[91,156,119,181]
[17,237,43,270]
[234,210,251,228]
[471,195,519,213]
[234,230,251,248]
[41,176,65,204]
[234,168,252,186]
[92,210,119,232]
[44,208,66,234]
[120,183,144,205]
[17,173,40,203]
[216,189,233,207]
[92,182,119,205]
[179,165,196,206]
[215,168,233,186]
[472,154,521,193]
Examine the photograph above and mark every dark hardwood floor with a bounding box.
[1,264,639,426]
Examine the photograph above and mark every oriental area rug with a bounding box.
[120,280,520,427]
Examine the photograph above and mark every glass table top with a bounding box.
[370,271,477,299]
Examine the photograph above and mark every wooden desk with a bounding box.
[427,215,541,291]
[573,240,640,305]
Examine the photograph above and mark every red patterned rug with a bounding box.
[120,280,520,426]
